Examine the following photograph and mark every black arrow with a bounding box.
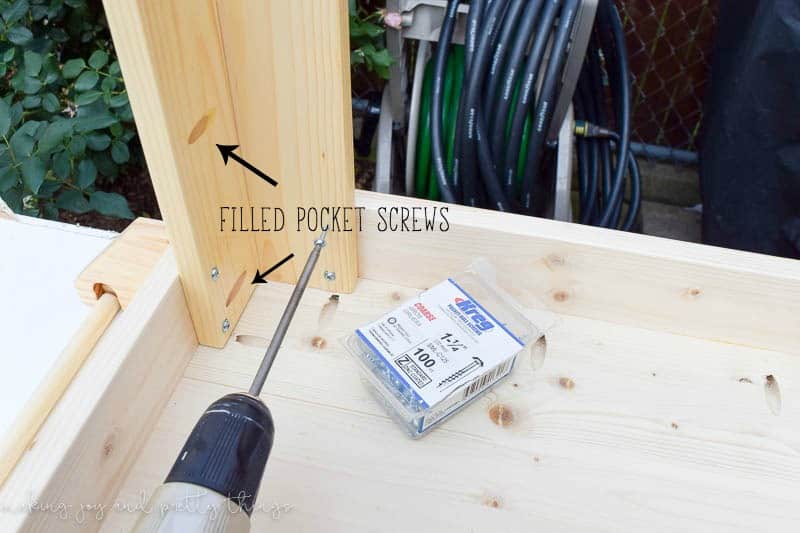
[252,253,295,284]
[216,144,278,187]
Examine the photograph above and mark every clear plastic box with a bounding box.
[343,260,539,438]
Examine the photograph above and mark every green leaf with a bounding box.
[116,103,133,122]
[93,151,118,178]
[101,76,116,93]
[68,135,86,155]
[56,190,91,214]
[23,77,42,95]
[350,21,384,39]
[24,50,42,77]
[0,99,10,137]
[9,130,35,158]
[75,90,102,106]
[48,27,69,43]
[43,203,59,220]
[0,166,18,192]
[42,93,60,113]
[350,50,365,66]
[30,4,47,20]
[62,58,86,79]
[108,61,121,76]
[9,102,23,127]
[7,26,33,46]
[3,0,30,25]
[74,70,99,91]
[18,120,40,136]
[38,120,73,154]
[38,179,61,198]
[367,47,392,68]
[75,113,117,132]
[111,141,129,164]
[52,151,70,178]
[76,158,96,188]
[109,93,128,108]
[3,48,15,62]
[90,191,133,219]
[86,133,111,151]
[22,95,41,109]
[88,50,108,70]
[110,122,122,137]
[21,156,46,194]
[0,187,23,212]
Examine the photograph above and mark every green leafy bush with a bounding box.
[349,0,392,79]
[0,0,135,219]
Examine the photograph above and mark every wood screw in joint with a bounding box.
[222,318,230,334]
[324,271,336,282]
[210,267,220,281]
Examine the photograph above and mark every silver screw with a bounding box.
[324,270,336,282]
[210,267,220,281]
[222,318,230,333]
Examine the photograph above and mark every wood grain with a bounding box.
[102,277,800,532]
[104,0,357,346]
[75,218,169,308]
[216,0,358,291]
[356,191,800,354]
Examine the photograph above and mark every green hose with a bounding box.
[416,46,465,200]
[415,61,434,198]
[415,44,531,199]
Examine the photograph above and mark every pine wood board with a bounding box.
[75,217,169,308]
[104,0,358,347]
[101,276,800,532]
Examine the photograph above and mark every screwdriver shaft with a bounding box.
[249,230,328,396]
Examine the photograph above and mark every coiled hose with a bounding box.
[414,0,640,231]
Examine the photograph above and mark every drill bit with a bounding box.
[249,229,328,396]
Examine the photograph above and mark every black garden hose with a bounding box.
[417,0,640,232]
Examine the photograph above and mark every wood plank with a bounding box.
[102,277,800,532]
[104,0,357,347]
[355,191,800,353]
[216,0,358,291]
[0,250,196,532]
[75,218,169,308]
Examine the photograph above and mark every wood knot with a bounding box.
[552,289,570,303]
[311,336,327,350]
[765,374,781,416]
[187,109,215,144]
[684,287,702,299]
[391,291,402,301]
[559,377,575,390]
[544,254,565,270]
[482,495,502,509]
[488,403,514,427]
[102,433,116,458]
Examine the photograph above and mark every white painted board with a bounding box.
[0,216,115,436]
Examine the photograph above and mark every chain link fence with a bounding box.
[616,0,717,158]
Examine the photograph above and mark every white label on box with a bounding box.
[355,278,524,408]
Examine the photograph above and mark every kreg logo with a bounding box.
[454,297,494,331]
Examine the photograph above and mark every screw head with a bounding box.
[210,267,220,281]
[324,270,336,282]
[222,318,230,333]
